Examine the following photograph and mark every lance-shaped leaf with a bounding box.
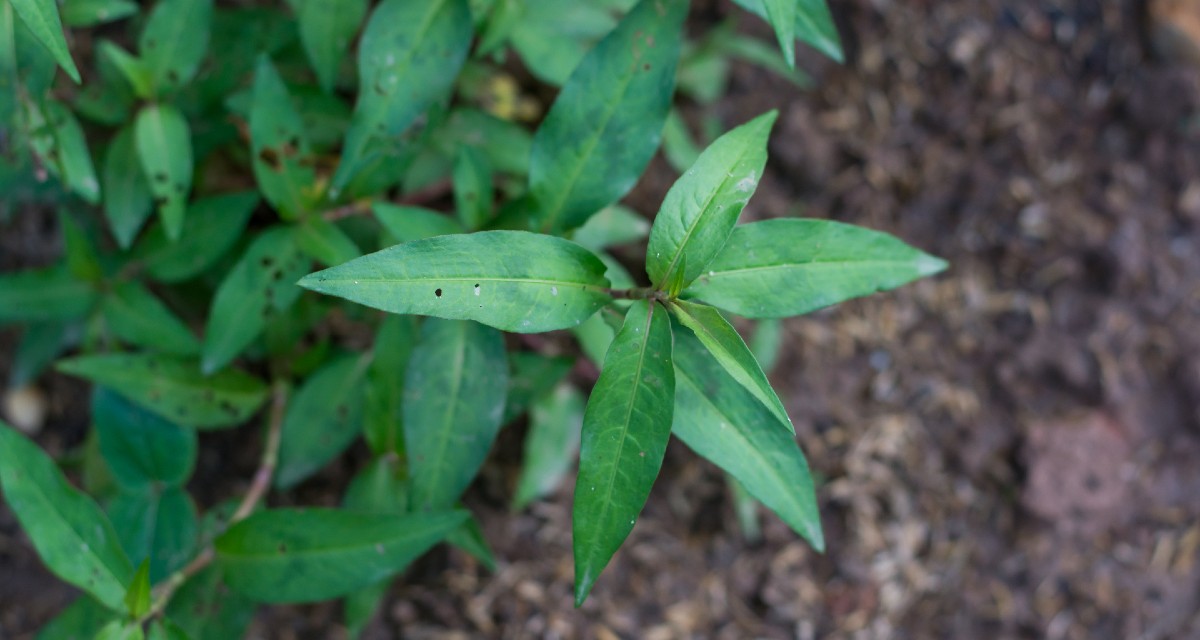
[93,620,143,640]
[294,217,361,267]
[250,56,316,220]
[340,456,407,636]
[62,0,139,28]
[135,192,258,283]
[528,0,686,233]
[202,226,309,374]
[405,319,508,510]
[9,0,81,81]
[332,0,472,191]
[124,561,151,619]
[215,508,468,603]
[276,353,371,489]
[135,104,193,240]
[97,40,152,99]
[453,146,492,230]
[102,124,154,249]
[573,300,674,605]
[363,314,419,456]
[57,353,268,429]
[0,265,97,324]
[374,204,465,245]
[503,352,574,425]
[298,231,612,333]
[646,111,776,288]
[108,486,198,582]
[669,299,791,432]
[731,0,842,63]
[761,0,796,69]
[35,596,114,640]
[138,0,211,95]
[93,387,197,489]
[297,0,366,93]
[26,99,101,204]
[670,326,823,550]
[165,564,255,640]
[10,321,70,388]
[0,423,134,612]
[684,219,948,318]
[103,282,201,356]
[514,383,584,510]
[571,204,650,253]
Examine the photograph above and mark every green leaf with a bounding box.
[445,515,495,571]
[276,353,370,488]
[661,109,702,172]
[147,620,191,640]
[332,0,473,191]
[502,352,573,425]
[363,314,419,456]
[94,621,144,640]
[165,564,255,640]
[61,0,139,27]
[135,103,193,240]
[297,0,366,93]
[343,456,407,514]
[135,192,258,283]
[453,146,492,230]
[761,0,796,68]
[0,266,97,324]
[26,100,101,203]
[684,218,948,318]
[439,108,533,177]
[10,321,70,387]
[250,55,317,220]
[343,580,388,640]
[508,1,617,86]
[646,111,776,289]
[514,383,584,509]
[108,486,198,582]
[669,299,791,431]
[373,203,465,245]
[97,41,153,99]
[93,387,197,489]
[57,353,269,429]
[35,596,113,640]
[731,0,842,63]
[294,217,361,267]
[9,0,81,82]
[527,0,686,233]
[102,124,154,249]
[202,226,309,374]
[298,231,612,333]
[728,475,762,543]
[571,204,649,252]
[572,300,674,605]
[215,508,468,603]
[670,326,823,549]
[405,319,508,510]
[124,560,151,619]
[58,210,103,282]
[749,318,783,373]
[138,0,212,95]
[103,282,201,356]
[0,422,134,612]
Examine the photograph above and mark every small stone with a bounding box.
[3,386,47,435]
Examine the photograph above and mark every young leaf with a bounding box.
[275,353,370,488]
[514,383,584,510]
[570,204,650,253]
[108,486,198,582]
[34,596,114,640]
[363,314,419,456]
[507,1,617,86]
[683,218,948,318]
[670,326,823,550]
[405,319,508,510]
[731,0,842,63]
[135,104,193,240]
[103,282,201,356]
[94,621,144,640]
[373,204,465,245]
[165,564,255,640]
[527,0,686,233]
[62,0,139,27]
[296,0,366,93]
[124,560,152,619]
[138,0,212,95]
[0,422,134,612]
[761,0,797,69]
[250,55,316,220]
[57,353,269,429]
[93,387,197,489]
[669,299,792,432]
[0,266,97,323]
[135,192,258,283]
[9,0,81,82]
[214,508,468,603]
[97,41,153,99]
[332,0,472,191]
[202,226,309,374]
[646,111,776,289]
[294,217,361,267]
[298,231,612,333]
[453,146,493,230]
[102,124,154,249]
[502,352,574,425]
[146,620,191,640]
[572,300,674,605]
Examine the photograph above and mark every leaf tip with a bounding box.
[915,253,949,277]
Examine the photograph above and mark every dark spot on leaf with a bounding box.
[167,70,179,83]
[258,147,282,171]
[154,172,168,183]
[219,400,238,415]
[277,543,287,554]
[154,196,169,207]
[261,256,275,267]
[336,405,348,420]
[435,288,442,297]
[643,63,651,71]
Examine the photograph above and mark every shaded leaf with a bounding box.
[571,204,649,252]
[10,321,71,387]
[363,314,419,456]
[276,353,370,488]
[93,387,197,489]
[761,0,796,68]
[684,218,948,318]
[373,204,464,245]
[503,352,573,425]
[61,0,139,27]
[297,0,366,93]
[123,561,151,619]
[108,486,198,583]
[135,192,258,283]
[96,41,153,99]
[57,353,269,429]
[731,0,842,63]
[102,124,153,249]
[572,300,674,605]
[215,508,468,603]
[250,55,316,220]
[165,564,255,640]
[0,266,97,324]
[9,0,80,81]
[299,231,612,333]
[453,146,492,229]
[26,99,100,203]
[34,596,113,640]
[135,103,193,240]
[445,515,495,571]
[514,383,584,509]
[103,281,201,356]
[508,0,618,86]
[138,0,212,95]
[294,217,361,267]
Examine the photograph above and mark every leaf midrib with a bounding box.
[422,322,468,507]
[315,275,611,292]
[698,257,927,280]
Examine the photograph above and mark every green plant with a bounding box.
[0,0,945,636]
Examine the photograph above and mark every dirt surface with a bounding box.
[4,0,1200,638]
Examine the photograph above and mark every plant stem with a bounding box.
[322,179,454,221]
[140,380,290,624]
[605,287,668,302]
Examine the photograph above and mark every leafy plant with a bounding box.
[0,0,945,635]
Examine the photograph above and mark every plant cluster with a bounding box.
[0,0,945,637]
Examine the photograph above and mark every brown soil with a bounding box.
[4,0,1200,638]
